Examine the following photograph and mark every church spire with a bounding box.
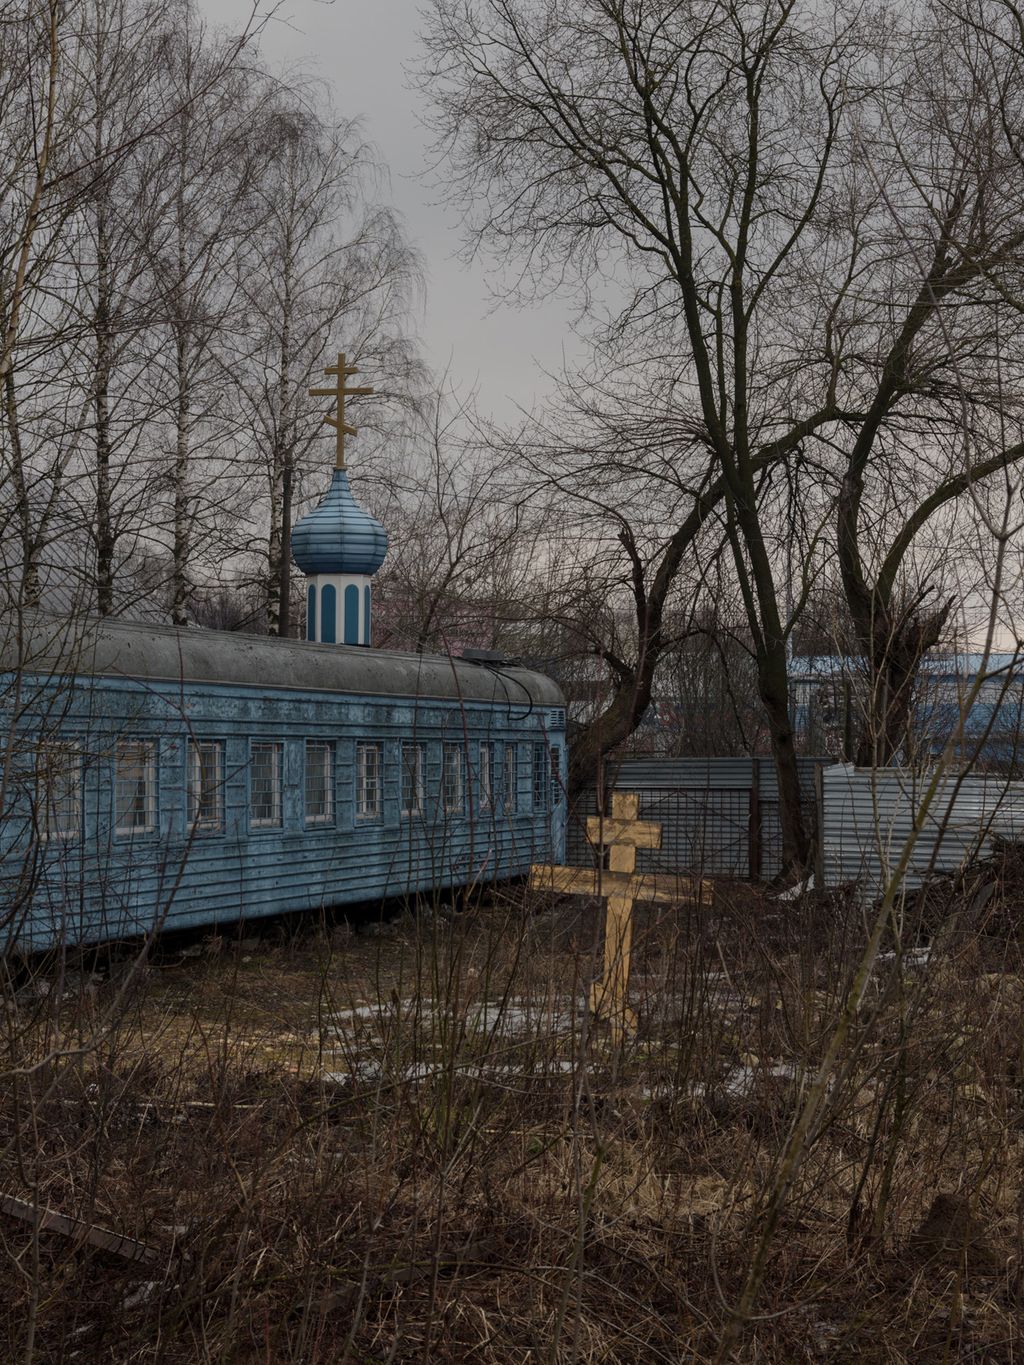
[291,352,388,647]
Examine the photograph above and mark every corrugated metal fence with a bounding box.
[569,757,827,881]
[569,757,1024,894]
[819,763,1024,897]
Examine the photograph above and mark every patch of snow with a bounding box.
[875,947,931,969]
[689,1059,805,1100]
[323,1056,581,1087]
[331,995,580,1038]
[775,875,815,902]
[122,1282,161,1311]
[467,999,576,1035]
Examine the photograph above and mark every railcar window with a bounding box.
[250,742,283,828]
[36,745,81,840]
[305,741,334,824]
[401,742,424,817]
[479,741,495,810]
[532,743,548,811]
[503,743,517,813]
[356,742,383,820]
[188,740,224,833]
[116,740,157,836]
[442,743,464,815]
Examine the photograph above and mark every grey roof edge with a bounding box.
[0,611,565,709]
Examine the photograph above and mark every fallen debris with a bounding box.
[0,1192,164,1267]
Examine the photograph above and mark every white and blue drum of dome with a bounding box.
[305,574,373,645]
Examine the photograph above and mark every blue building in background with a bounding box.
[789,652,1024,768]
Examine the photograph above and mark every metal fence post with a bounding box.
[813,761,825,889]
[748,757,762,880]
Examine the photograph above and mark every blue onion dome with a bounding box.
[290,468,388,576]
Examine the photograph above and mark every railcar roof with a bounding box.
[2,613,564,708]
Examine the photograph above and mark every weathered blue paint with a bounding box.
[1,617,567,951]
[289,469,388,576]
[363,585,371,645]
[321,585,337,644]
[306,584,316,641]
[344,584,359,645]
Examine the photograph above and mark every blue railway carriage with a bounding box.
[0,614,567,952]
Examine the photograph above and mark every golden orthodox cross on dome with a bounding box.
[308,351,374,470]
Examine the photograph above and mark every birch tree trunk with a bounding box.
[171,329,191,626]
[93,203,116,615]
[266,234,293,637]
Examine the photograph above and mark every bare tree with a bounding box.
[0,0,60,390]
[417,0,862,866]
[1,0,271,618]
[137,10,275,625]
[61,0,174,615]
[420,0,1024,869]
[834,0,1024,763]
[374,382,544,653]
[0,0,69,609]
[488,360,772,794]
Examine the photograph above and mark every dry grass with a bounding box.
[0,874,1022,1362]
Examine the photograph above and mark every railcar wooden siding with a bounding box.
[3,672,566,951]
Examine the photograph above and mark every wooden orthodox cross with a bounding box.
[309,352,374,469]
[530,792,712,1040]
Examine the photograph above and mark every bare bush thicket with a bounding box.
[1,875,1021,1361]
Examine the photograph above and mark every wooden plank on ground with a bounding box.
[0,1191,163,1266]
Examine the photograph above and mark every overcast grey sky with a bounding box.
[202,0,583,418]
